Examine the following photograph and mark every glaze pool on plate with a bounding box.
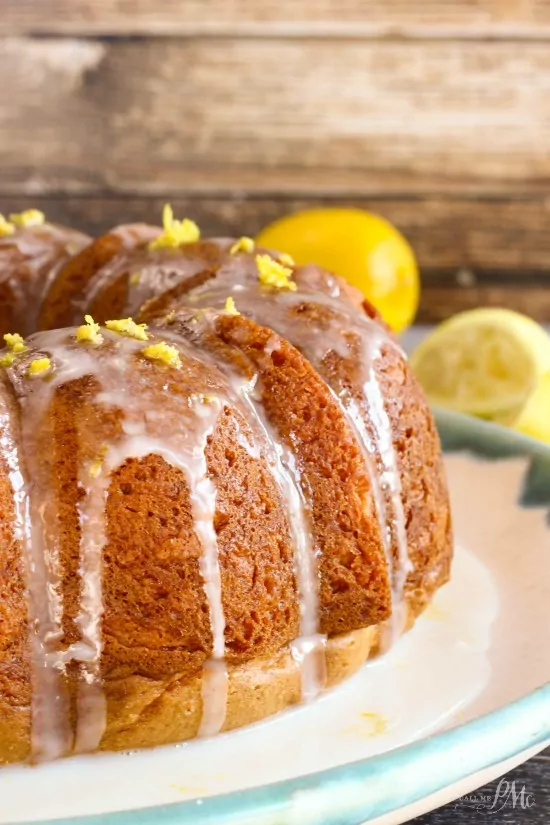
[1,411,549,825]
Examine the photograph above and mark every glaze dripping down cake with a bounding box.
[0,209,452,764]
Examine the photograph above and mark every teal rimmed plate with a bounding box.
[1,411,549,825]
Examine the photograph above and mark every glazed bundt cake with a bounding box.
[0,208,452,765]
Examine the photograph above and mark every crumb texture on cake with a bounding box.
[0,215,452,765]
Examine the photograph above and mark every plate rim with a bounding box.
[12,410,550,825]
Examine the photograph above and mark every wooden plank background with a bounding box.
[3,1,550,36]
[1,0,550,322]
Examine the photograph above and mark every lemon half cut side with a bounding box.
[411,308,550,428]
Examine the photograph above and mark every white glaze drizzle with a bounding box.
[238,378,326,700]
[6,338,108,758]
[72,454,110,755]
[163,313,327,701]
[0,378,72,761]
[180,262,412,646]
[164,321,327,702]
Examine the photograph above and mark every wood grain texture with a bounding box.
[3,0,550,36]
[2,37,550,197]
[2,193,550,322]
[414,749,550,824]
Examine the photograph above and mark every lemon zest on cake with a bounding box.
[76,315,103,345]
[28,358,51,377]
[105,318,149,341]
[89,445,108,478]
[1,332,27,367]
[4,333,27,353]
[256,254,297,291]
[130,271,141,286]
[148,204,200,250]
[89,459,102,479]
[0,352,15,368]
[278,252,295,267]
[230,236,254,255]
[224,296,240,316]
[142,342,181,368]
[9,209,45,228]
[0,215,15,237]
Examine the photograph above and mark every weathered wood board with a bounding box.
[3,0,550,36]
[1,37,550,197]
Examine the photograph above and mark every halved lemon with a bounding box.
[410,308,550,429]
[256,208,419,333]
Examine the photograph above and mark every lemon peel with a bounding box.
[256,254,297,291]
[1,332,27,367]
[9,209,45,228]
[28,358,51,377]
[224,297,239,316]
[76,315,103,345]
[106,318,149,341]
[230,237,254,255]
[149,204,200,250]
[0,213,15,238]
[0,353,15,368]
[4,333,27,353]
[142,342,181,368]
[89,445,108,478]
[0,215,15,237]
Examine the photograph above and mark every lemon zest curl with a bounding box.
[224,297,240,316]
[142,342,181,368]
[256,254,297,291]
[0,215,15,237]
[230,237,254,255]
[106,317,149,341]
[9,209,46,228]
[28,358,51,377]
[76,315,103,345]
[149,205,200,251]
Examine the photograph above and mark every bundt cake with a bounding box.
[0,207,452,765]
